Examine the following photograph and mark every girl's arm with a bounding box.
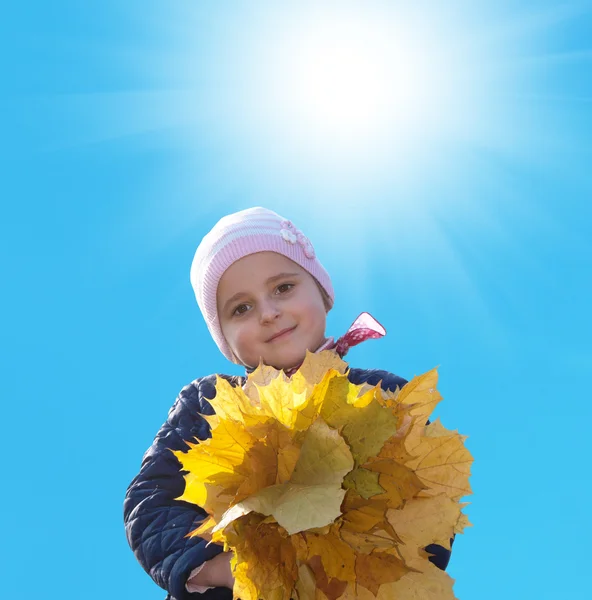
[124,375,234,599]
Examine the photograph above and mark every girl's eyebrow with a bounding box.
[266,272,301,284]
[222,272,301,314]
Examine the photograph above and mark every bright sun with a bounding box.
[227,5,498,177]
[82,1,577,197]
[286,23,397,135]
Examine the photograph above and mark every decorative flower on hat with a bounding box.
[280,220,316,259]
[280,228,298,244]
[174,351,473,600]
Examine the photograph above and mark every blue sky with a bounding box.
[1,1,591,598]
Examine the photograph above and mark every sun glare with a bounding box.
[70,1,589,236]
[79,1,589,340]
[282,23,395,136]
[224,5,502,180]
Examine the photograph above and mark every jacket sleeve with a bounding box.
[347,368,453,571]
[123,376,233,600]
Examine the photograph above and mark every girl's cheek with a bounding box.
[236,326,255,348]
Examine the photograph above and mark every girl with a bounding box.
[124,207,451,599]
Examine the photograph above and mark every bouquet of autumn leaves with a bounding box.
[173,352,473,600]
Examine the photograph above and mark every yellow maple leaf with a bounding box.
[320,379,399,466]
[386,495,461,550]
[453,510,472,535]
[171,353,473,599]
[397,369,442,420]
[255,375,309,430]
[274,483,349,535]
[342,468,385,499]
[355,551,410,595]
[375,566,457,600]
[291,418,354,485]
[366,458,426,509]
[425,417,454,437]
[307,554,349,600]
[231,440,278,501]
[293,349,349,389]
[243,361,285,394]
[374,544,458,600]
[294,563,318,600]
[393,370,443,451]
[405,430,473,501]
[276,440,301,484]
[339,529,396,554]
[305,527,356,583]
[226,514,298,600]
[207,375,263,423]
[340,495,387,533]
[214,418,353,536]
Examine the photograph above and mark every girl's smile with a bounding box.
[266,326,297,343]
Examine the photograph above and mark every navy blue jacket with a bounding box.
[124,368,452,599]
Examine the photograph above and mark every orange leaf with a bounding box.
[366,459,426,509]
[228,515,298,599]
[405,433,473,501]
[355,551,409,595]
[308,555,348,600]
[373,548,457,600]
[387,495,460,550]
[305,529,356,582]
[341,498,387,533]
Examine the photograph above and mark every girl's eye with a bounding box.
[276,283,294,294]
[232,304,250,317]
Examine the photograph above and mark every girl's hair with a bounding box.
[190,206,334,363]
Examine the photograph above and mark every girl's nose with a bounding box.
[259,298,281,323]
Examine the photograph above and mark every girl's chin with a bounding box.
[262,352,308,372]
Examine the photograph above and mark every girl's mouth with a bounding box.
[266,326,296,342]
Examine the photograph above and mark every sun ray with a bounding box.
[38,1,591,311]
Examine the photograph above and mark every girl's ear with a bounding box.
[314,279,332,312]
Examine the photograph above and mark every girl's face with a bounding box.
[217,252,328,370]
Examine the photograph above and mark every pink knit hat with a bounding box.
[190,207,335,363]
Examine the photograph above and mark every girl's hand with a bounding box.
[221,552,235,589]
[188,551,235,589]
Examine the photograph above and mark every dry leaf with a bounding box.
[341,498,387,533]
[294,350,349,388]
[387,495,460,550]
[343,468,385,499]
[355,551,409,595]
[305,529,356,582]
[320,381,399,465]
[173,354,473,599]
[367,459,426,509]
[405,432,472,501]
[227,514,298,600]
[375,545,457,600]
[291,418,354,486]
[339,530,396,554]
